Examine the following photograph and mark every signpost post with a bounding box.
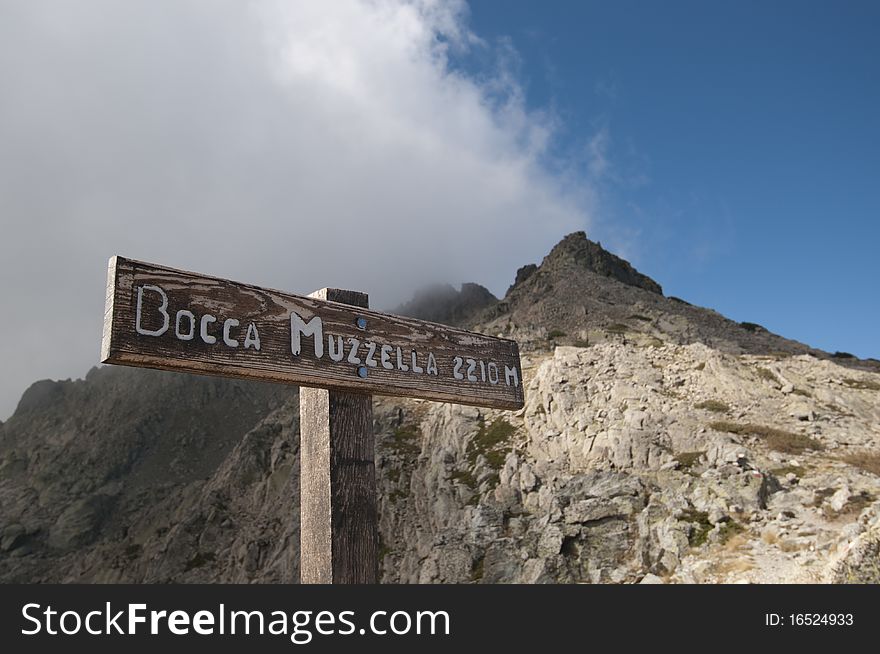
[101,256,524,584]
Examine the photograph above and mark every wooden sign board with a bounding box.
[102,257,524,410]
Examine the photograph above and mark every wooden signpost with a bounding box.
[101,256,524,584]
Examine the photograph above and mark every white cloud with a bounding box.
[0,0,591,418]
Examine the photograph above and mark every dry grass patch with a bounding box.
[834,491,875,518]
[756,367,779,384]
[779,539,808,553]
[695,399,730,413]
[839,451,880,477]
[708,421,824,454]
[842,378,880,391]
[811,487,875,519]
[722,533,750,552]
[674,451,706,473]
[712,554,753,577]
[658,387,685,400]
[709,532,753,582]
[717,520,746,545]
[769,465,807,478]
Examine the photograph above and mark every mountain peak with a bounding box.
[541,231,663,295]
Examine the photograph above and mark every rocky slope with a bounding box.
[1,232,878,583]
[375,343,880,583]
[0,367,288,582]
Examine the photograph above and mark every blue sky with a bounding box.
[463,0,879,359]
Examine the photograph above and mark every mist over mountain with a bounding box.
[2,233,879,584]
[393,282,498,326]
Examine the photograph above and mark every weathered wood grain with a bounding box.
[102,256,524,409]
[300,288,377,585]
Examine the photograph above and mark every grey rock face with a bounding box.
[1,524,27,552]
[48,494,117,551]
[0,366,286,582]
[541,231,663,295]
[507,264,538,296]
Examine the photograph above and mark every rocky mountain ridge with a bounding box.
[2,232,878,583]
